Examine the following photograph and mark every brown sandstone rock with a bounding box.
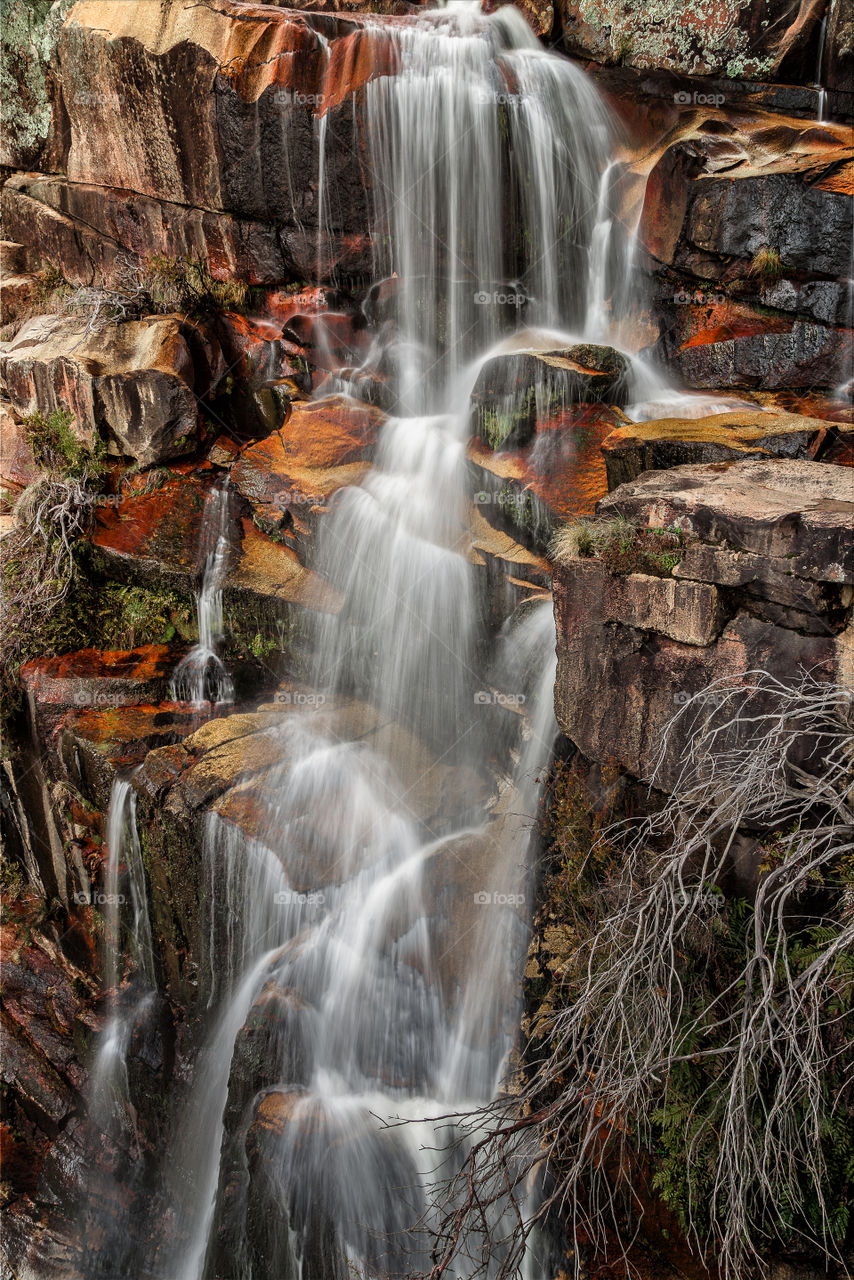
[555,557,726,646]
[231,396,383,537]
[554,460,853,790]
[0,314,225,466]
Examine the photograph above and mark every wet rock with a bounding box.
[244,1091,419,1280]
[0,314,225,466]
[214,312,313,437]
[471,343,630,449]
[91,469,212,592]
[483,0,554,36]
[656,298,852,390]
[468,405,628,552]
[206,986,313,1280]
[600,410,851,489]
[0,916,98,1280]
[57,703,202,810]
[231,396,383,542]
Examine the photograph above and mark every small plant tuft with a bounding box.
[551,515,686,577]
[748,245,783,283]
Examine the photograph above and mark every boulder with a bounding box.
[0,314,225,466]
[600,411,851,489]
[471,343,629,449]
[655,298,852,390]
[467,404,624,552]
[231,396,383,542]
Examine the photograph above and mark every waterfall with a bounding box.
[84,8,655,1277]
[170,479,235,706]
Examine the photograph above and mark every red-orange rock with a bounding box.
[231,395,383,532]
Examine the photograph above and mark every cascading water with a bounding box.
[171,479,235,706]
[80,8,662,1278]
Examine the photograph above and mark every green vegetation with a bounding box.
[1,407,193,734]
[552,513,686,576]
[142,254,256,315]
[22,406,106,479]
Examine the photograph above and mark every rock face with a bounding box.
[553,0,831,82]
[0,314,225,465]
[553,461,854,791]
[0,0,409,288]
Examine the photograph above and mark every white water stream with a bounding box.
[171,479,235,707]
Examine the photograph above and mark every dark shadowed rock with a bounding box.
[471,344,629,449]
[681,173,853,278]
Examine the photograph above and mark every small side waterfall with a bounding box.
[814,13,828,121]
[78,777,159,1276]
[171,479,235,706]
